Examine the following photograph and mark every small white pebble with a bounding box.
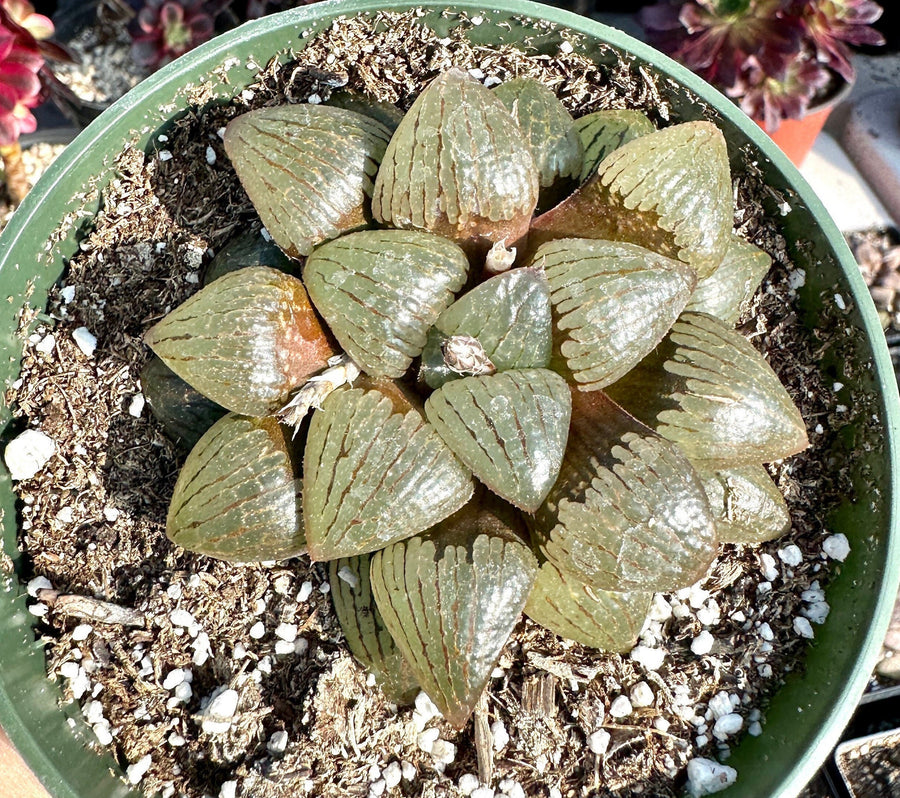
[128,394,145,418]
[27,575,53,597]
[498,779,525,798]
[297,581,313,602]
[4,429,57,480]
[93,721,113,745]
[467,67,485,80]
[471,14,483,24]
[274,640,295,656]
[833,382,844,392]
[158,149,173,161]
[162,668,186,690]
[319,581,331,594]
[630,645,666,671]
[559,40,574,53]
[793,616,815,639]
[170,609,195,627]
[712,713,743,740]
[759,553,779,582]
[337,566,359,589]
[696,601,720,627]
[206,146,217,165]
[803,600,830,624]
[695,734,709,748]
[491,719,509,751]
[748,721,763,736]
[307,93,322,104]
[104,507,120,522]
[834,293,846,311]
[59,661,80,679]
[654,717,671,733]
[630,681,655,708]
[35,334,55,354]
[417,726,440,754]
[549,789,562,798]
[400,761,416,781]
[815,423,824,434]
[778,545,803,567]
[431,739,456,764]
[219,780,237,798]
[268,730,289,754]
[126,754,153,785]
[587,729,611,755]
[28,602,48,617]
[60,285,76,303]
[708,692,732,720]
[686,757,737,796]
[458,773,480,795]
[56,506,74,524]
[192,632,212,667]
[609,695,633,718]
[757,581,773,594]
[383,761,402,789]
[822,533,850,561]
[787,268,806,289]
[471,788,494,798]
[249,621,265,639]
[691,631,715,656]
[294,637,309,656]
[174,682,192,703]
[275,623,297,642]
[757,622,774,642]
[199,688,240,734]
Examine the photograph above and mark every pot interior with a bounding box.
[0,3,897,797]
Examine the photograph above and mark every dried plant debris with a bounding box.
[1,9,882,798]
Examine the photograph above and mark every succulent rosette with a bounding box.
[131,0,215,69]
[143,68,808,727]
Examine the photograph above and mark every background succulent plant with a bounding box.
[144,67,808,728]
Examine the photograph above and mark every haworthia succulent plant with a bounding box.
[529,121,733,278]
[303,385,474,560]
[329,555,420,703]
[372,68,539,255]
[303,229,470,378]
[224,104,393,257]
[532,390,717,592]
[425,368,572,512]
[145,266,336,417]
[369,500,537,728]
[574,109,655,183]
[167,414,303,562]
[147,70,810,723]
[525,559,651,651]
[533,238,696,390]
[605,312,809,466]
[419,267,553,390]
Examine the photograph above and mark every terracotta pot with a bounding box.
[756,78,854,166]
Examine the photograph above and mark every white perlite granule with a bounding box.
[686,757,738,796]
[3,428,56,480]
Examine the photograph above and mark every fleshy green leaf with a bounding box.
[525,559,651,652]
[574,109,655,183]
[685,233,772,325]
[303,230,469,378]
[695,463,791,544]
[372,68,539,255]
[529,121,733,279]
[369,500,538,728]
[145,266,336,416]
[167,414,303,562]
[141,356,227,449]
[329,555,420,704]
[224,104,392,257]
[605,312,809,465]
[304,385,474,560]
[203,229,297,285]
[532,390,717,592]
[419,267,552,390]
[493,77,582,209]
[425,369,571,512]
[533,238,696,390]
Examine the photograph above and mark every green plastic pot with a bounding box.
[0,3,897,796]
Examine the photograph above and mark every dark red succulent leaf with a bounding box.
[0,0,48,146]
[131,0,215,69]
[802,0,885,81]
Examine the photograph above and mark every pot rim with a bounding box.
[1,3,898,798]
